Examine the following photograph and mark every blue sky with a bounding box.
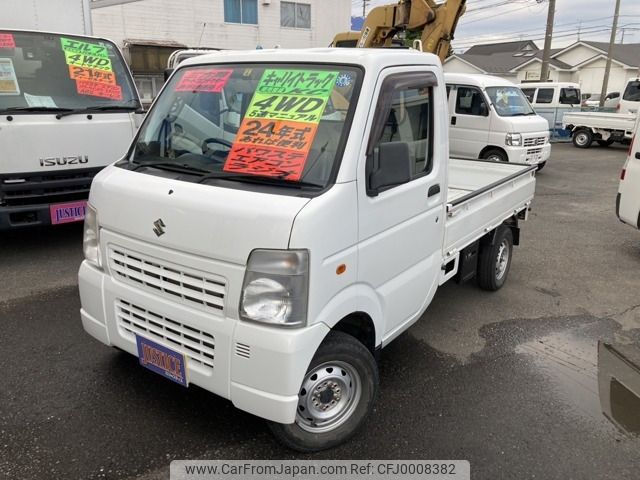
[350,0,640,52]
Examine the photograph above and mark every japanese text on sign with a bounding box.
[76,79,122,100]
[69,65,116,84]
[175,69,233,93]
[60,37,109,58]
[223,69,338,180]
[65,51,113,72]
[0,33,15,49]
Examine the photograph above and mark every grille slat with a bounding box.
[116,300,215,370]
[108,246,226,314]
[524,137,546,147]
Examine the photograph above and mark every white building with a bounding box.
[445,40,640,97]
[90,0,350,102]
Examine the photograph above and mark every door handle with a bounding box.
[451,116,457,126]
[428,184,441,197]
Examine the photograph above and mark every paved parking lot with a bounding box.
[1,143,639,479]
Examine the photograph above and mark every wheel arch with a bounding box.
[332,312,377,355]
[479,145,508,160]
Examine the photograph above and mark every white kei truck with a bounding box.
[79,49,537,451]
[617,114,640,230]
[0,29,142,229]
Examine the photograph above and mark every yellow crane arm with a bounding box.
[333,0,466,63]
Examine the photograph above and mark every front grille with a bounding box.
[524,137,546,147]
[116,299,215,371]
[108,246,226,314]
[0,168,101,207]
[527,148,543,156]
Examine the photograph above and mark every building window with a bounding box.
[224,0,258,24]
[281,2,311,29]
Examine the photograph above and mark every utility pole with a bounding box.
[600,0,622,108]
[540,0,556,83]
[363,0,369,17]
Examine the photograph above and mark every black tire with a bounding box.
[572,129,593,148]
[597,139,615,147]
[268,331,378,452]
[477,226,513,291]
[536,161,546,171]
[482,148,509,163]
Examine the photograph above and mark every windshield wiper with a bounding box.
[131,161,212,175]
[56,105,142,119]
[0,106,73,114]
[198,172,323,189]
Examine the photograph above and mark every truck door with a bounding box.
[357,68,446,341]
[448,84,490,159]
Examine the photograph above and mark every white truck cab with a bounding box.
[0,29,142,229]
[619,78,640,114]
[617,114,640,229]
[79,49,537,451]
[445,73,551,170]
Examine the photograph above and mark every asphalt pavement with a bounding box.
[1,143,639,479]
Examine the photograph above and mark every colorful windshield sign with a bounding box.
[223,69,338,181]
[175,69,233,93]
[0,33,16,49]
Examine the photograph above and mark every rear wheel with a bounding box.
[597,138,615,147]
[477,226,513,291]
[268,331,378,452]
[573,129,593,148]
[482,149,509,163]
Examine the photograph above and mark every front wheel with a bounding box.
[482,148,509,163]
[268,331,378,452]
[477,226,513,291]
[597,139,615,147]
[572,129,593,148]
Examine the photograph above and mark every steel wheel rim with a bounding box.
[576,132,589,146]
[487,154,504,162]
[296,361,361,433]
[495,239,510,281]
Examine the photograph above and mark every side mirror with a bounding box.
[164,68,174,82]
[369,142,412,195]
[480,103,489,116]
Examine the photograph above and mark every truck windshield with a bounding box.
[129,63,361,189]
[0,30,139,112]
[485,87,535,117]
[623,81,640,101]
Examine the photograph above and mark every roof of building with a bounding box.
[465,40,538,56]
[569,41,640,68]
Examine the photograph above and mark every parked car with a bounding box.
[563,111,636,148]
[445,74,550,170]
[582,92,620,110]
[78,48,538,451]
[619,78,640,114]
[520,82,581,138]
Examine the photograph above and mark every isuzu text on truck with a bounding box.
[79,49,537,451]
[0,29,141,229]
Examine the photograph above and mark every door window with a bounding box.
[560,88,580,105]
[371,83,433,180]
[536,88,554,104]
[521,88,535,102]
[455,87,488,116]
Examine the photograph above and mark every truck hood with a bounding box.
[0,113,136,175]
[506,114,550,133]
[90,166,311,265]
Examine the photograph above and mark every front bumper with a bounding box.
[78,260,329,424]
[505,143,551,165]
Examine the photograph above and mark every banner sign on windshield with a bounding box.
[0,33,16,49]
[223,69,338,181]
[69,66,116,85]
[0,58,20,95]
[175,69,233,93]
[76,79,122,100]
[60,37,109,58]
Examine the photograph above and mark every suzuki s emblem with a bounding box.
[153,219,166,237]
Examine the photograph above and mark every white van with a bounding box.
[619,78,640,114]
[617,114,640,229]
[445,74,551,170]
[520,82,581,140]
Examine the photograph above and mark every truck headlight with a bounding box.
[506,133,523,146]
[82,204,101,268]
[240,249,309,328]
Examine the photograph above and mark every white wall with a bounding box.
[555,44,603,67]
[443,57,484,75]
[1,0,92,34]
[92,0,349,50]
[573,58,631,95]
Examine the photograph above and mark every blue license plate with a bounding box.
[136,335,188,387]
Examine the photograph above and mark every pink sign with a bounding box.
[50,200,87,225]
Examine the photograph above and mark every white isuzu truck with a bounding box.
[79,49,537,451]
[0,28,141,229]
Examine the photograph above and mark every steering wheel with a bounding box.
[202,137,233,156]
